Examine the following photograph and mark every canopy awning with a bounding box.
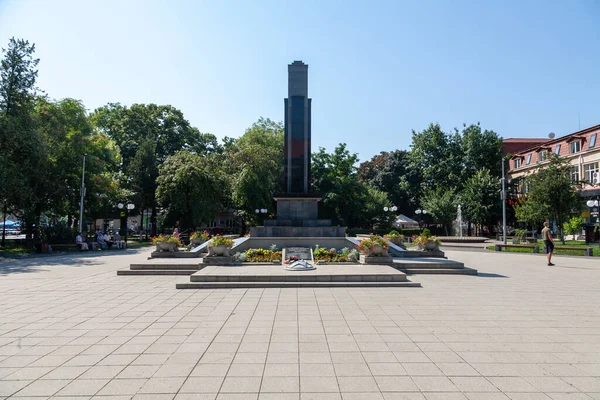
[394,214,419,227]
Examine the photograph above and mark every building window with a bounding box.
[514,158,521,169]
[526,154,532,165]
[570,141,581,154]
[538,150,548,162]
[584,162,599,183]
[590,134,597,149]
[555,144,561,154]
[570,166,580,183]
[523,180,530,194]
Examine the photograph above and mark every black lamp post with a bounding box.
[118,202,135,246]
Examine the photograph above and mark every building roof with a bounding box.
[512,124,600,156]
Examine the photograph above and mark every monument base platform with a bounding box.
[250,226,346,237]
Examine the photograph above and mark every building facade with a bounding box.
[507,124,600,230]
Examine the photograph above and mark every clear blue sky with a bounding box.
[1,0,599,161]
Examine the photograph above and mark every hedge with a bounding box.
[346,228,423,237]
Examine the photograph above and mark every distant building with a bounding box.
[507,124,600,237]
[502,138,549,156]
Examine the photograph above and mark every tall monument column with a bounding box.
[284,61,312,193]
[249,60,346,237]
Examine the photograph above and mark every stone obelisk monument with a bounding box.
[250,61,345,237]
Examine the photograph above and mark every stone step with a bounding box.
[130,263,199,270]
[150,251,201,258]
[400,268,478,275]
[393,262,465,269]
[190,274,408,283]
[176,281,422,289]
[118,269,196,275]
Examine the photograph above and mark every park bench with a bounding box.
[494,244,539,253]
[542,246,593,256]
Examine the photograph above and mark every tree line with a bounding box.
[1,37,510,246]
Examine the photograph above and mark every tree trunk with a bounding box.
[151,205,157,236]
[467,219,472,236]
[1,202,6,247]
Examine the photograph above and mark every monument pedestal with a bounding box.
[249,194,346,238]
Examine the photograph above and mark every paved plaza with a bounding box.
[1,248,600,399]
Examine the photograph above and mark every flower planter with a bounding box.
[388,237,407,250]
[156,242,177,252]
[190,238,207,247]
[424,240,440,251]
[369,244,388,256]
[208,245,232,257]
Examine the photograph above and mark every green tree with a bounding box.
[0,38,39,245]
[358,150,421,214]
[226,118,284,227]
[460,169,499,235]
[409,123,462,191]
[421,187,457,235]
[156,151,224,230]
[91,103,212,234]
[520,155,582,242]
[460,123,503,179]
[513,198,549,227]
[563,216,585,239]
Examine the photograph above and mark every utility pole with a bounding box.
[501,158,507,245]
[78,153,87,233]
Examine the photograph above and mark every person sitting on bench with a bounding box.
[96,232,107,249]
[102,232,114,249]
[76,232,89,251]
[114,231,123,249]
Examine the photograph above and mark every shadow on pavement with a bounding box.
[0,247,150,276]
[474,272,508,278]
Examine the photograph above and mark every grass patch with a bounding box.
[0,246,34,256]
[487,242,600,256]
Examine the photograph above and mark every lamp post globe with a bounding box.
[587,200,595,208]
[255,209,260,214]
[383,207,389,212]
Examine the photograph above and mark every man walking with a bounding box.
[542,221,554,266]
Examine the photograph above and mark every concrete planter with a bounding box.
[207,245,232,257]
[156,242,177,252]
[422,240,440,251]
[388,237,407,250]
[190,238,207,247]
[369,244,388,256]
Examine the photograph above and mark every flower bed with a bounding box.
[356,235,389,256]
[245,248,282,262]
[313,246,359,262]
[151,234,182,247]
[208,235,234,248]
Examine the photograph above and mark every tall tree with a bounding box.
[313,143,391,228]
[409,123,463,192]
[421,187,458,235]
[460,123,503,179]
[91,103,211,234]
[156,151,225,230]
[518,155,582,242]
[460,169,499,235]
[358,150,421,214]
[226,118,284,226]
[0,38,39,245]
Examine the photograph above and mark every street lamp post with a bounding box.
[383,205,398,228]
[78,153,88,233]
[118,202,135,246]
[586,198,600,247]
[415,209,427,227]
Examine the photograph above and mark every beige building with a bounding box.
[507,124,600,234]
